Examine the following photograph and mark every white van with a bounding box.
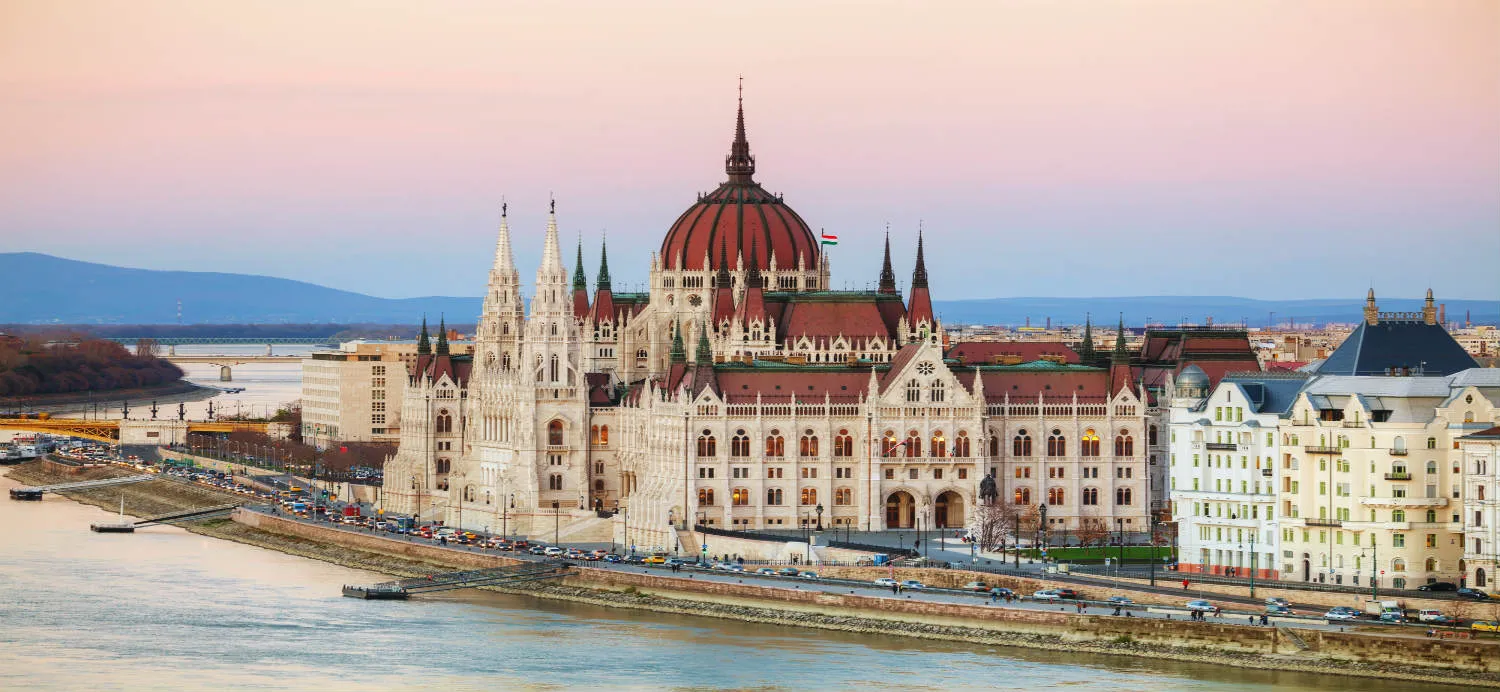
[1418,609,1446,622]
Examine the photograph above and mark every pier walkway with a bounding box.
[343,562,572,600]
[9,474,154,500]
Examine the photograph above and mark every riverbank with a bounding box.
[9,461,1497,689]
[10,380,217,414]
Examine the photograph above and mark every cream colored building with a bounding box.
[300,340,472,447]
[1461,421,1500,591]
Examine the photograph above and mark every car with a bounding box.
[624,555,646,565]
[1378,611,1406,624]
[664,558,687,567]
[874,577,899,587]
[1426,614,1459,626]
[603,554,623,563]
[1325,607,1361,621]
[777,567,800,577]
[643,555,666,565]
[988,587,1015,598]
[756,567,779,576]
[564,549,585,559]
[1054,588,1080,600]
[1186,600,1215,612]
[799,571,819,580]
[726,564,745,572]
[1457,588,1494,601]
[710,562,733,571]
[899,580,926,591]
[1417,609,1448,623]
[1264,597,1290,607]
[1265,604,1292,616]
[1417,582,1458,592]
[1033,589,1061,600]
[962,581,990,592]
[528,545,548,555]
[544,547,565,557]
[1471,620,1500,632]
[1106,596,1134,605]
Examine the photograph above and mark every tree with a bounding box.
[974,501,1017,552]
[1075,519,1109,549]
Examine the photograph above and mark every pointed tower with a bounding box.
[1422,287,1437,325]
[712,237,737,329]
[877,229,897,294]
[906,230,935,338]
[572,239,591,319]
[592,238,616,325]
[670,319,687,364]
[1364,288,1379,325]
[436,316,450,356]
[1110,315,1134,395]
[476,201,524,373]
[525,198,582,387]
[725,78,756,184]
[1078,314,1096,363]
[695,320,714,364]
[417,315,431,355]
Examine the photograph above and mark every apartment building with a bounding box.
[301,340,472,447]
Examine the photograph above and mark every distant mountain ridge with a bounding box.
[2,252,1495,326]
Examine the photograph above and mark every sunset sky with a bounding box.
[2,0,1496,302]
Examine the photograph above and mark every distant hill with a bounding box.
[1,252,1494,326]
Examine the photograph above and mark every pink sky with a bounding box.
[1,0,1496,300]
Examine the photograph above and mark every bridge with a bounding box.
[107,337,335,347]
[8,473,155,500]
[0,417,271,444]
[343,562,572,600]
[158,354,303,380]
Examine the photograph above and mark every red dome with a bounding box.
[659,96,820,272]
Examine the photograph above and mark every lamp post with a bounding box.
[1116,518,1125,585]
[1038,503,1049,563]
[504,494,513,541]
[1149,513,1159,587]
[815,503,824,531]
[552,500,560,547]
[1239,532,1258,598]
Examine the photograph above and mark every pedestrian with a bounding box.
[892,583,899,595]
[1214,606,1222,618]
[1182,579,1190,590]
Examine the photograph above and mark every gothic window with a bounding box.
[801,487,818,505]
[930,380,945,403]
[549,354,560,382]
[636,349,648,360]
[599,425,609,444]
[591,425,600,444]
[906,379,921,403]
[1014,430,1032,457]
[765,430,785,457]
[1047,487,1066,505]
[989,433,1000,458]
[731,488,749,506]
[882,431,898,457]
[548,474,563,491]
[463,485,477,502]
[930,431,947,458]
[731,430,750,457]
[1148,425,1158,446]
[1114,430,1134,457]
[905,430,922,458]
[436,410,453,434]
[501,353,511,370]
[436,458,451,474]
[1116,487,1133,505]
[1081,429,1100,457]
[594,479,604,491]
[1047,429,1066,457]
[835,487,852,505]
[1014,487,1032,505]
[833,430,854,457]
[1082,487,1099,505]
[698,488,715,506]
[916,361,935,376]
[697,430,717,457]
[766,488,783,505]
[799,430,819,457]
[954,431,970,458]
[548,420,564,446]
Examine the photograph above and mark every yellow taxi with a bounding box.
[643,554,667,565]
[1471,620,1500,632]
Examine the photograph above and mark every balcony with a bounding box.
[1304,446,1341,454]
[1260,468,1273,477]
[1206,442,1237,451]
[1360,496,1448,508]
[1341,421,1365,428]
[1384,472,1412,481]
[1388,448,1408,456]
[1305,518,1343,528]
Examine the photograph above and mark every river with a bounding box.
[0,476,1450,691]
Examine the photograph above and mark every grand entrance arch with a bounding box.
[935,490,964,528]
[885,491,915,529]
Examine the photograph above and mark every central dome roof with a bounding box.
[659,95,819,272]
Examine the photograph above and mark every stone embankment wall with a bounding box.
[1112,574,1461,614]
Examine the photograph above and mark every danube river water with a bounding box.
[0,476,1450,691]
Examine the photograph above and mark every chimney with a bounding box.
[1440,303,1446,328]
[1046,316,1051,329]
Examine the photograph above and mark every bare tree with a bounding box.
[974,501,1017,552]
[1076,518,1109,549]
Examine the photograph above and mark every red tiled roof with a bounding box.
[946,341,1079,365]
[781,299,893,341]
[955,369,1111,401]
[1265,361,1307,371]
[715,370,871,403]
[879,344,923,392]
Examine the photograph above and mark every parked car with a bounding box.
[989,587,1015,599]
[1471,620,1500,632]
[874,577,899,587]
[1033,589,1061,600]
[1106,596,1134,605]
[962,581,990,592]
[1264,597,1290,608]
[1457,588,1494,601]
[799,571,819,580]
[899,580,926,591]
[1417,582,1458,592]
[1266,604,1292,616]
[1325,607,1361,621]
[623,555,646,565]
[1186,600,1215,613]
[529,545,548,555]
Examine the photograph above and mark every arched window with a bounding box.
[731,430,750,457]
[549,354,560,382]
[1479,569,1489,588]
[906,379,921,403]
[1014,487,1032,505]
[799,430,819,457]
[591,425,600,444]
[594,479,604,491]
[1392,436,1406,453]
[1426,509,1438,523]
[435,458,451,474]
[698,488,715,506]
[1081,429,1100,457]
[732,488,749,506]
[697,430,717,457]
[1047,429,1066,457]
[1391,558,1406,573]
[463,485,476,502]
[1116,487,1133,505]
[1047,487,1066,505]
[1426,460,1438,475]
[548,474,563,490]
[930,380,945,403]
[636,349,648,360]
[765,430,785,457]
[501,353,511,370]
[882,431,898,457]
[833,430,853,457]
[801,487,817,505]
[931,431,947,458]
[1114,429,1134,457]
[989,433,1000,458]
[766,488,783,505]
[436,410,453,434]
[954,431,971,458]
[548,420,564,446]
[1014,430,1032,457]
[835,487,852,505]
[905,430,922,458]
[1392,509,1406,522]
[599,425,608,444]
[1082,487,1099,505]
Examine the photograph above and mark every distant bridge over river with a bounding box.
[0,417,271,444]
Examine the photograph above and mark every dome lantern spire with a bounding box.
[725,76,756,183]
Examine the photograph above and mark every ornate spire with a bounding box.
[670,320,686,364]
[878,226,896,294]
[597,237,612,290]
[1112,315,1127,362]
[493,200,516,276]
[725,77,756,183]
[745,236,763,289]
[715,236,732,288]
[436,316,450,356]
[1079,313,1095,362]
[695,321,713,363]
[540,198,564,275]
[911,226,929,289]
[416,315,431,355]
[572,238,588,290]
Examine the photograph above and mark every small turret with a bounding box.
[1364,288,1378,326]
[417,316,431,355]
[1423,287,1437,326]
[1078,314,1095,363]
[670,320,686,364]
[436,316,450,356]
[572,239,591,319]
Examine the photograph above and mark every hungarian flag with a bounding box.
[820,231,838,246]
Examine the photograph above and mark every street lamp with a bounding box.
[1116,518,1125,585]
[815,503,824,531]
[1149,513,1159,587]
[1038,503,1049,563]
[552,500,560,547]
[1239,532,1258,598]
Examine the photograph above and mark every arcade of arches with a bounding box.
[884,489,965,529]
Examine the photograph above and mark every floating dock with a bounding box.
[90,523,136,533]
[342,562,571,600]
